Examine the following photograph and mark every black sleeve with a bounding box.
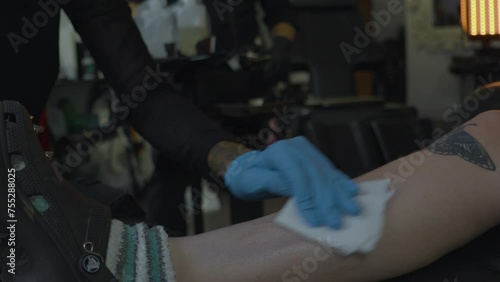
[259,0,298,29]
[62,0,234,177]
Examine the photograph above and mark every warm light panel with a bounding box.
[462,0,500,38]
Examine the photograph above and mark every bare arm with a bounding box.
[170,111,500,282]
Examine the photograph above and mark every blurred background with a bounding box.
[44,0,500,236]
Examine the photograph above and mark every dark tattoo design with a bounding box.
[208,141,252,176]
[429,124,496,171]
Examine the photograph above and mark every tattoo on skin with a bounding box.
[208,141,252,176]
[428,123,496,171]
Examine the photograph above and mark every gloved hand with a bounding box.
[265,36,293,84]
[224,136,360,229]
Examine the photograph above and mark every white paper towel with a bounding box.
[274,179,394,256]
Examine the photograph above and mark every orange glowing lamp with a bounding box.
[461,0,500,38]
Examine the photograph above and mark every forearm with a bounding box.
[171,165,485,282]
[171,111,500,281]
[129,87,234,175]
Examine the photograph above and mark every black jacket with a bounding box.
[203,0,297,51]
[1,0,233,176]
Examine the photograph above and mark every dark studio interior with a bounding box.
[2,0,500,281]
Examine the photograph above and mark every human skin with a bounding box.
[171,111,500,282]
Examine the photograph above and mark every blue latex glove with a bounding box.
[224,136,360,229]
